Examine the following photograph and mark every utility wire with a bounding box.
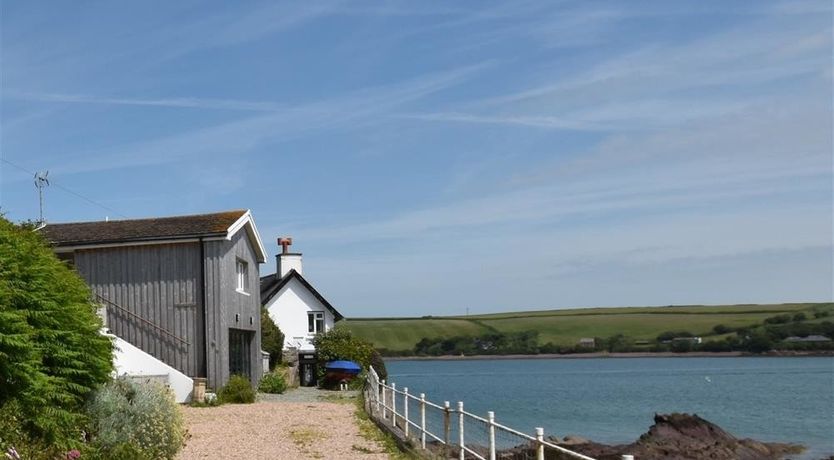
[0,158,129,219]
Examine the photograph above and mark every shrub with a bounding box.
[85,377,185,460]
[712,324,733,335]
[261,307,284,370]
[792,312,807,322]
[657,331,694,342]
[764,314,791,325]
[258,371,287,394]
[218,375,256,403]
[0,218,114,454]
[312,328,387,387]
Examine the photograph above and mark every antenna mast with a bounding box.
[34,171,49,224]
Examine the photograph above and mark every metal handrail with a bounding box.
[95,293,189,346]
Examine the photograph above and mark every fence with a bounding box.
[363,366,615,460]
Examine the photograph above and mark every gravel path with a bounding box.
[178,390,389,460]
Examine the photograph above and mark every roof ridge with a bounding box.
[45,209,248,226]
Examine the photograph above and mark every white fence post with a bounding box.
[420,393,426,450]
[622,456,635,460]
[443,401,451,447]
[458,401,465,460]
[403,387,410,437]
[488,411,496,460]
[391,383,398,428]
[536,427,545,460]
[381,380,387,420]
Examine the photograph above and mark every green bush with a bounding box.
[0,218,114,455]
[764,314,792,325]
[258,371,288,394]
[218,375,256,403]
[85,377,185,460]
[261,307,284,370]
[313,328,387,388]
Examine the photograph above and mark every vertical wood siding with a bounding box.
[204,230,262,389]
[74,243,205,378]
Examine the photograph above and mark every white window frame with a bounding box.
[235,259,249,294]
[307,311,325,334]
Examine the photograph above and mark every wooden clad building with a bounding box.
[41,210,267,389]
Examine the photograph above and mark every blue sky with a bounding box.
[1,1,831,316]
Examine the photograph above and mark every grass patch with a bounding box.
[320,392,358,404]
[353,393,420,459]
[289,427,325,459]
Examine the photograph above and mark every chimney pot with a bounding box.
[278,237,293,254]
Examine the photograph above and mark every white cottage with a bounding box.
[260,238,343,386]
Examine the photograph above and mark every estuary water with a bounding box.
[385,357,834,458]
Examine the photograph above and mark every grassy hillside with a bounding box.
[340,303,833,353]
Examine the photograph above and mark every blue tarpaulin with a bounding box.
[325,360,362,372]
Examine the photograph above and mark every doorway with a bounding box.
[229,329,253,379]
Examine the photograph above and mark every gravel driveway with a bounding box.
[178,391,389,459]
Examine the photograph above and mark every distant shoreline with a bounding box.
[383,350,834,361]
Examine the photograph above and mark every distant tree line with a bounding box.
[375,310,834,357]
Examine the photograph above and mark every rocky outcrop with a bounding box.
[554,413,804,460]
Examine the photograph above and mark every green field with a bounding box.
[340,302,833,352]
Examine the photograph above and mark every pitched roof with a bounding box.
[260,270,344,321]
[41,210,267,262]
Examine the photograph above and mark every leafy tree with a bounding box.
[0,218,114,453]
[260,307,284,370]
[764,314,791,325]
[743,331,773,353]
[792,312,807,322]
[712,324,733,335]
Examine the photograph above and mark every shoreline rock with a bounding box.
[552,413,804,460]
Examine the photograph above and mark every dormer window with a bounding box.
[236,259,249,294]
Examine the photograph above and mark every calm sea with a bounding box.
[385,357,834,459]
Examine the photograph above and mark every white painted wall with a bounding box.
[104,331,194,403]
[265,277,336,352]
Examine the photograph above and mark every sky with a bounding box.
[1,0,831,317]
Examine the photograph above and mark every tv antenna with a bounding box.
[34,171,49,224]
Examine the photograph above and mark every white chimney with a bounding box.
[276,237,302,278]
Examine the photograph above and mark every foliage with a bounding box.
[792,312,807,322]
[218,375,256,404]
[261,307,284,370]
[742,331,774,354]
[312,328,387,387]
[712,324,733,334]
[764,314,792,325]
[413,331,540,356]
[258,371,288,394]
[84,377,185,460]
[0,217,114,453]
[656,330,694,342]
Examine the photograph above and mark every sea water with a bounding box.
[385,357,834,458]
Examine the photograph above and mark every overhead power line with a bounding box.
[1,158,129,219]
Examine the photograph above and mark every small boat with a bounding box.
[324,360,362,382]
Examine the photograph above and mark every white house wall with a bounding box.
[265,277,336,351]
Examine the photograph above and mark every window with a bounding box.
[236,259,249,293]
[308,311,324,334]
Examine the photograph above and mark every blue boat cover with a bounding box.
[325,360,362,371]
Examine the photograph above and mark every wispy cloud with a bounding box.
[45,62,492,175]
[5,92,289,112]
